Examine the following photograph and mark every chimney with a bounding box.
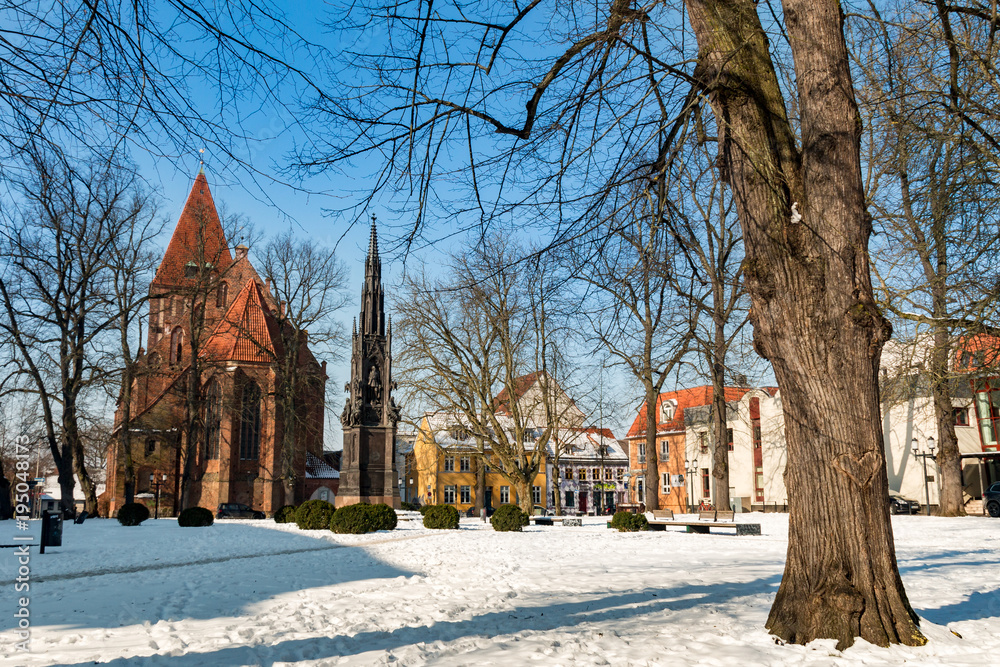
[235,244,249,260]
[280,301,286,316]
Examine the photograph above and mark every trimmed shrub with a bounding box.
[368,503,398,531]
[422,504,460,530]
[273,505,297,523]
[330,504,373,534]
[399,501,420,512]
[490,504,528,532]
[178,507,214,527]
[418,504,432,516]
[609,511,648,532]
[295,499,336,530]
[117,502,150,527]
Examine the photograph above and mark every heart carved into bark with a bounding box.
[834,451,880,488]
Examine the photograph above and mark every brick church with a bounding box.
[103,170,327,517]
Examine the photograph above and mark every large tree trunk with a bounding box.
[710,321,730,511]
[930,324,964,516]
[0,457,13,520]
[685,0,924,649]
[643,384,660,511]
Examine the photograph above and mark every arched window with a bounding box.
[204,381,222,459]
[169,327,184,364]
[239,381,262,460]
[216,282,229,309]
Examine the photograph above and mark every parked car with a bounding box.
[888,491,920,515]
[216,503,265,520]
[984,482,1000,518]
[531,505,548,516]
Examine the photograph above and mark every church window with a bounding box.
[239,381,262,460]
[145,439,156,456]
[204,381,222,459]
[217,282,229,308]
[169,327,183,364]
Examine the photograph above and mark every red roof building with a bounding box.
[103,172,326,518]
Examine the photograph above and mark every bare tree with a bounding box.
[856,2,1000,517]
[395,235,571,513]
[260,231,349,505]
[0,149,155,516]
[570,194,695,512]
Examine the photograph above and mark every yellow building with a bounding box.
[410,413,548,512]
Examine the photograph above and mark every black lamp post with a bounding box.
[150,473,166,519]
[685,459,699,513]
[911,436,936,516]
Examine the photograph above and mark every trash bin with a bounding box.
[41,511,63,553]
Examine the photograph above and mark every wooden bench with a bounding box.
[646,508,760,536]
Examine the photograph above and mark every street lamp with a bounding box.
[911,436,936,516]
[685,459,699,513]
[150,473,166,520]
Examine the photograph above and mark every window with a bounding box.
[592,467,599,480]
[564,467,574,480]
[239,381,262,460]
[954,407,969,426]
[444,485,456,504]
[638,443,646,463]
[204,381,222,459]
[662,472,670,493]
[727,428,734,451]
[698,431,708,453]
[460,485,471,504]
[145,439,156,456]
[169,327,184,364]
[532,486,541,504]
[565,490,575,507]
[637,478,644,500]
[500,486,510,504]
[443,456,455,472]
[615,468,623,480]
[184,261,198,278]
[753,425,762,447]
[605,467,613,480]
[702,468,711,498]
[660,440,669,458]
[579,468,587,481]
[660,399,677,422]
[217,282,229,308]
[460,456,471,472]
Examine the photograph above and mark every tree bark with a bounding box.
[710,313,730,511]
[685,0,924,649]
[643,383,660,511]
[930,324,964,516]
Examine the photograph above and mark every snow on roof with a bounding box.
[555,428,627,462]
[305,452,340,479]
[422,412,555,453]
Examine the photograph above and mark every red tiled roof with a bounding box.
[152,172,233,286]
[493,372,541,414]
[955,334,1000,372]
[625,385,778,438]
[201,280,282,363]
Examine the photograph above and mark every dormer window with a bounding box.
[184,261,198,278]
[660,399,678,423]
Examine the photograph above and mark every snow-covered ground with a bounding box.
[0,512,997,666]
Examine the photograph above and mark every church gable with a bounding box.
[202,279,283,363]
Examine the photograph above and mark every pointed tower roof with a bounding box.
[201,280,282,363]
[359,215,385,337]
[152,172,233,286]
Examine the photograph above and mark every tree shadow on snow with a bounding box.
[918,587,1000,625]
[48,574,783,667]
[0,524,414,633]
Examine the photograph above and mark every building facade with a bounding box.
[103,171,326,517]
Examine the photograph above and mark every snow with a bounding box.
[1,513,998,666]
